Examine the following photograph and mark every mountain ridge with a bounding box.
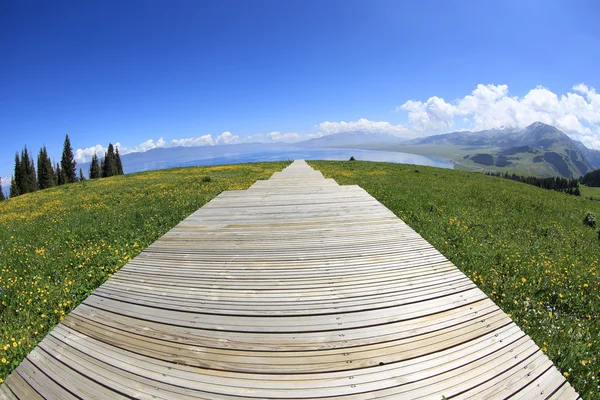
[297,122,600,178]
[77,122,600,180]
[296,131,406,149]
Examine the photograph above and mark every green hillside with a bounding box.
[0,160,599,397]
[309,160,599,398]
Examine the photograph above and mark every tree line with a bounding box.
[486,172,580,196]
[581,169,600,187]
[3,134,124,200]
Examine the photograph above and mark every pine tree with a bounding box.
[89,153,100,179]
[0,178,5,201]
[11,152,21,197]
[115,147,124,175]
[20,146,37,193]
[37,145,55,190]
[60,134,77,183]
[9,177,18,198]
[79,168,86,182]
[102,143,118,177]
[55,162,64,186]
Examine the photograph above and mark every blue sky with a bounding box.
[1,0,600,185]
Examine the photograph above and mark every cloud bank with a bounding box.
[397,83,600,148]
[74,132,240,163]
[318,118,413,137]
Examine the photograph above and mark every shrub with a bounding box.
[202,176,212,183]
[583,212,596,228]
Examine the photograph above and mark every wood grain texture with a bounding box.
[0,160,578,399]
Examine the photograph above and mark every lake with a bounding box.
[119,145,454,174]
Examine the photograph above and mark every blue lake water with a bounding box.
[127,147,454,173]
[217,148,454,169]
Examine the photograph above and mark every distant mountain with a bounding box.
[404,122,597,178]
[573,140,600,168]
[295,122,600,178]
[408,122,575,149]
[296,131,406,149]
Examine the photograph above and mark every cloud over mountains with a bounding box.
[397,83,600,148]
[74,83,600,163]
[317,118,414,137]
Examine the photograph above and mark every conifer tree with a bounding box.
[89,153,100,179]
[0,178,5,201]
[102,143,118,177]
[20,146,37,193]
[60,134,77,183]
[11,152,21,197]
[37,145,55,190]
[79,168,86,182]
[115,147,124,175]
[55,162,64,186]
[9,177,18,198]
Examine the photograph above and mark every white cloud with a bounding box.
[398,83,600,144]
[400,97,456,132]
[127,137,166,153]
[216,131,240,145]
[171,135,214,147]
[75,144,106,163]
[318,118,413,137]
[268,131,302,142]
[74,132,242,163]
[74,137,166,163]
[1,176,10,187]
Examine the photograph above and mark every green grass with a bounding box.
[309,160,599,398]
[0,161,289,383]
[581,185,600,202]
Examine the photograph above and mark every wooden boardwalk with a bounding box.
[1,160,579,399]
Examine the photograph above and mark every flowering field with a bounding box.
[0,161,289,383]
[310,160,600,398]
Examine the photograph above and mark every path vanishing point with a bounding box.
[0,160,579,399]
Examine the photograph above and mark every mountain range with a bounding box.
[305,122,600,178]
[78,122,600,180]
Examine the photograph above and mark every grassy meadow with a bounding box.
[0,161,289,383]
[309,160,599,398]
[581,185,600,202]
[0,159,598,397]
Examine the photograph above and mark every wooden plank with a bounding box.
[0,384,18,400]
[3,371,42,400]
[15,358,78,400]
